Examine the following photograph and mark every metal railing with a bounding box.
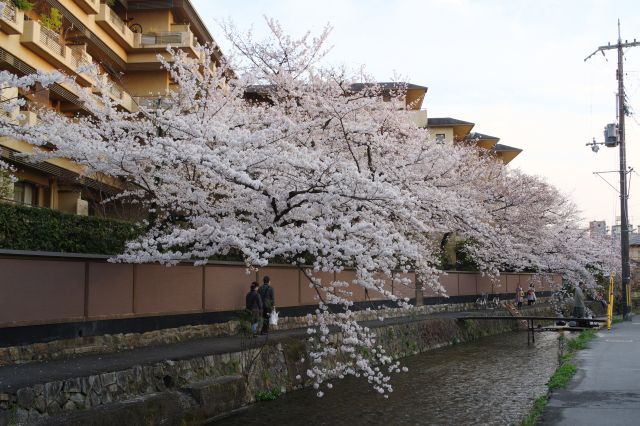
[108,80,123,100]
[108,7,125,33]
[139,31,185,46]
[39,25,64,57]
[0,0,17,22]
[69,45,92,71]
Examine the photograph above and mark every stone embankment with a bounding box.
[0,303,553,425]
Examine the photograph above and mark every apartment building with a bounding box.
[0,0,222,216]
[383,84,522,164]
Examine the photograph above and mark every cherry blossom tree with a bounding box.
[0,19,616,396]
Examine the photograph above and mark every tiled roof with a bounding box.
[465,132,500,141]
[427,117,475,127]
[349,82,428,92]
[492,143,523,153]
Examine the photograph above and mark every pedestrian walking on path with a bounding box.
[245,282,263,336]
[259,276,275,334]
[526,285,536,306]
[573,282,586,325]
[515,285,525,309]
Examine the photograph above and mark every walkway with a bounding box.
[0,310,503,393]
[541,315,640,425]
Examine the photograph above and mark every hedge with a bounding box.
[0,202,142,255]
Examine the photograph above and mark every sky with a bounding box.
[193,0,640,228]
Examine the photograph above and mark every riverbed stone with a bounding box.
[101,372,116,387]
[34,395,47,413]
[184,375,247,417]
[16,387,34,409]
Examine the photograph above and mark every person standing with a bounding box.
[245,282,263,336]
[526,285,536,306]
[515,285,525,309]
[259,276,275,334]
[573,282,586,320]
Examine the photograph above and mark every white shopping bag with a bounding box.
[269,308,279,326]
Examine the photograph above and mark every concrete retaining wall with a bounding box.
[0,305,554,426]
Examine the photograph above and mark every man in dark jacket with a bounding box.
[258,276,275,334]
[245,282,263,335]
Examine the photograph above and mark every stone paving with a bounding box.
[541,315,640,425]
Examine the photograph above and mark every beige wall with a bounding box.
[0,255,561,328]
[131,10,174,33]
[427,127,454,145]
[123,71,169,96]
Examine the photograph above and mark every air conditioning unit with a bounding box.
[604,123,618,147]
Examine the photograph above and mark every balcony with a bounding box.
[20,20,71,70]
[134,24,201,59]
[18,110,39,126]
[92,75,138,113]
[0,0,24,34]
[69,44,94,86]
[96,3,135,48]
[72,0,100,15]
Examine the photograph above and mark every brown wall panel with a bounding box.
[506,274,520,293]
[519,275,533,290]
[205,266,255,312]
[87,263,134,317]
[493,275,508,294]
[258,267,299,307]
[392,272,416,300]
[458,273,477,296]
[551,274,563,291]
[0,259,85,324]
[335,270,366,302]
[439,274,459,296]
[134,264,202,315]
[299,270,335,305]
[367,273,393,301]
[477,275,494,294]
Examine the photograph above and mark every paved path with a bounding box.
[541,315,640,425]
[0,310,510,393]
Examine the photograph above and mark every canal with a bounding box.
[212,331,560,426]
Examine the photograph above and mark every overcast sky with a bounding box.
[193,0,640,228]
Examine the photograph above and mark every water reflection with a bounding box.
[212,332,559,426]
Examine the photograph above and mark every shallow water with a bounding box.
[212,331,559,426]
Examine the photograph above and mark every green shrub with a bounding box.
[0,202,142,255]
[11,0,33,11]
[255,388,282,401]
[39,7,63,32]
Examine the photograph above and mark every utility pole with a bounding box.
[585,20,636,320]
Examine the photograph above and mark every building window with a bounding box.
[13,181,38,206]
[435,133,446,144]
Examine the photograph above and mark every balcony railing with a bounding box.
[39,25,64,57]
[20,20,69,70]
[1,0,16,22]
[72,0,100,14]
[0,0,24,34]
[139,32,186,46]
[69,45,92,71]
[107,7,125,33]
[96,3,135,47]
[109,81,123,100]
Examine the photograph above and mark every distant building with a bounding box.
[589,220,607,237]
[631,234,640,264]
